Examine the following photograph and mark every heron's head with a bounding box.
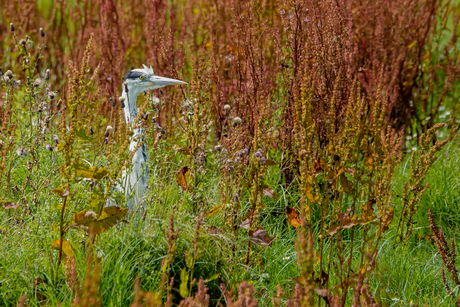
[123,64,187,96]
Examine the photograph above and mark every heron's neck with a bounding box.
[122,84,142,125]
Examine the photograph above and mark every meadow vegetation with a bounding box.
[1,0,460,306]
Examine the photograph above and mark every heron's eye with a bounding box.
[139,76,145,80]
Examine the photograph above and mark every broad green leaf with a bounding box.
[186,251,194,268]
[75,129,89,140]
[204,273,220,283]
[179,268,189,298]
[161,259,169,273]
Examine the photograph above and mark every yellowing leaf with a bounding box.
[177,147,191,155]
[381,207,394,232]
[176,166,189,190]
[74,210,97,224]
[52,188,70,198]
[75,164,109,179]
[179,268,189,298]
[408,40,417,49]
[305,187,320,204]
[286,206,301,228]
[361,199,376,221]
[207,205,223,217]
[74,207,127,234]
[263,159,278,166]
[51,238,73,257]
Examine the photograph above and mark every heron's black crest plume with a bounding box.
[124,70,145,80]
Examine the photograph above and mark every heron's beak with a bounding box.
[149,75,187,87]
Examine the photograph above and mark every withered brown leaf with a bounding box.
[285,206,301,228]
[176,166,189,190]
[2,202,20,210]
[249,227,274,246]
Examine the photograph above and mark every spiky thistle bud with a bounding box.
[10,23,14,32]
[40,28,45,37]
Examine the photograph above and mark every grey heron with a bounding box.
[117,64,186,213]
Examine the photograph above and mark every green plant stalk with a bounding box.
[56,194,68,278]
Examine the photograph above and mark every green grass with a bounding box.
[2,135,460,306]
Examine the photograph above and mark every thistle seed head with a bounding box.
[16,146,27,157]
[48,91,56,100]
[223,104,231,116]
[233,117,242,125]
